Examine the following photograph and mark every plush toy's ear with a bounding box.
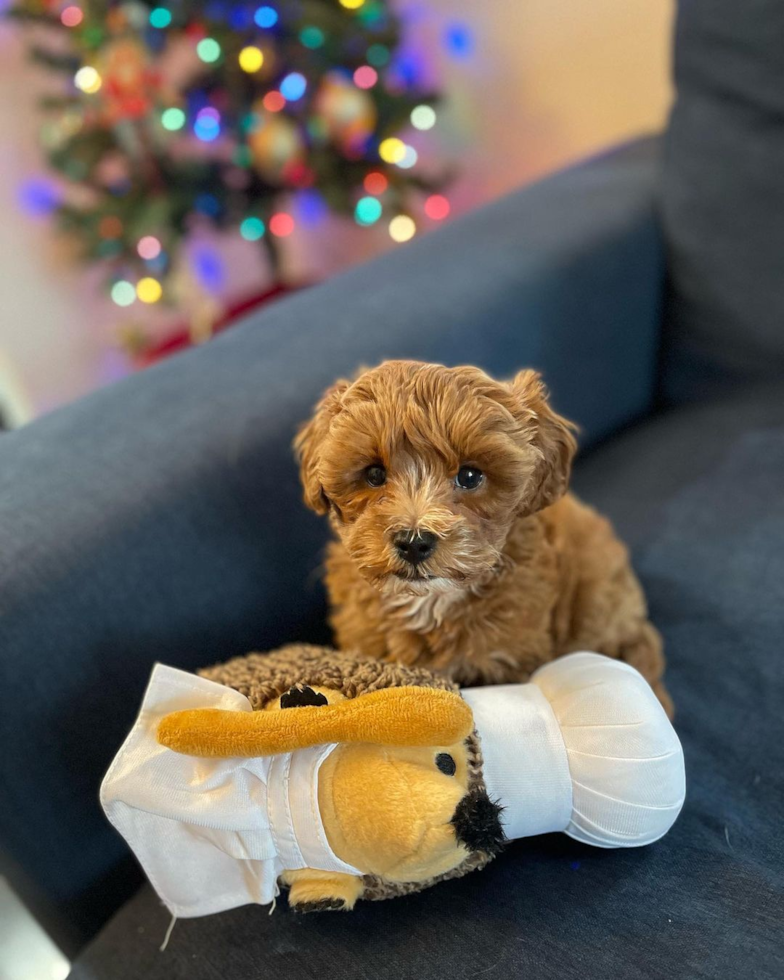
[157,686,474,758]
[293,378,351,514]
[510,370,578,515]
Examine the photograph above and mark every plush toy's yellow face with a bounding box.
[318,740,474,882]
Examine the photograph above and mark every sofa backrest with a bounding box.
[661,0,784,400]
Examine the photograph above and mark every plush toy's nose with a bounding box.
[451,790,506,857]
[394,530,438,566]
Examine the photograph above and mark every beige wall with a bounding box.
[0,1,673,419]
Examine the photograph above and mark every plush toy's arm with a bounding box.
[282,868,363,912]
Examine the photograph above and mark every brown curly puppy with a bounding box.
[295,360,671,715]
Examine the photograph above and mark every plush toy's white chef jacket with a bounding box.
[100,665,360,918]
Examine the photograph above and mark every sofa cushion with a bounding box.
[70,383,784,980]
[662,0,784,398]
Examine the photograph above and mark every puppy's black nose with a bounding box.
[394,530,438,566]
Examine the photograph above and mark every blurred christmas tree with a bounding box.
[8,0,447,323]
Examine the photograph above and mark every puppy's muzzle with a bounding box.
[393,529,438,566]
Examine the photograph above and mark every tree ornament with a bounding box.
[40,110,83,151]
[313,72,377,151]
[98,38,160,123]
[117,2,149,31]
[247,107,306,184]
[95,152,131,190]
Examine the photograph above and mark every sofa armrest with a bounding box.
[0,136,664,951]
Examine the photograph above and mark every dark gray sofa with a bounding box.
[1,1,782,976]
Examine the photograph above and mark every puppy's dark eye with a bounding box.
[455,465,483,490]
[436,753,457,776]
[364,464,387,488]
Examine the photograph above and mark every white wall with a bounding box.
[0,1,673,419]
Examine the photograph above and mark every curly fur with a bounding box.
[200,644,496,901]
[294,361,671,714]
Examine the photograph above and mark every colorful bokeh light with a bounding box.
[358,0,384,26]
[283,161,313,187]
[191,245,226,290]
[145,250,168,274]
[424,194,450,220]
[98,215,123,238]
[161,107,186,131]
[194,107,221,141]
[355,196,382,226]
[366,43,390,67]
[363,171,388,195]
[17,178,61,216]
[353,66,377,89]
[239,46,264,73]
[300,26,325,49]
[74,66,101,94]
[229,6,253,29]
[297,189,328,225]
[240,216,266,241]
[233,145,253,167]
[197,38,221,63]
[137,236,162,260]
[378,137,405,164]
[410,104,436,131]
[396,145,418,169]
[254,5,278,28]
[269,212,295,237]
[136,277,163,303]
[389,215,415,243]
[111,280,136,307]
[339,0,365,8]
[149,7,172,29]
[60,6,83,27]
[195,193,221,216]
[262,91,285,112]
[392,52,422,86]
[280,72,307,101]
[444,21,475,59]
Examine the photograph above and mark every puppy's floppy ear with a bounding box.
[511,369,578,514]
[294,378,350,514]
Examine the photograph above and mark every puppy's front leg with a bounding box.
[613,621,673,718]
[282,868,363,912]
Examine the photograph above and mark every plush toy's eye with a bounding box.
[364,463,387,488]
[280,686,328,709]
[436,753,457,776]
[455,465,483,490]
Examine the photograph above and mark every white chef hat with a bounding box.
[462,652,685,847]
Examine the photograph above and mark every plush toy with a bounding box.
[101,648,685,916]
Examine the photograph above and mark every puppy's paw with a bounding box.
[653,681,675,720]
